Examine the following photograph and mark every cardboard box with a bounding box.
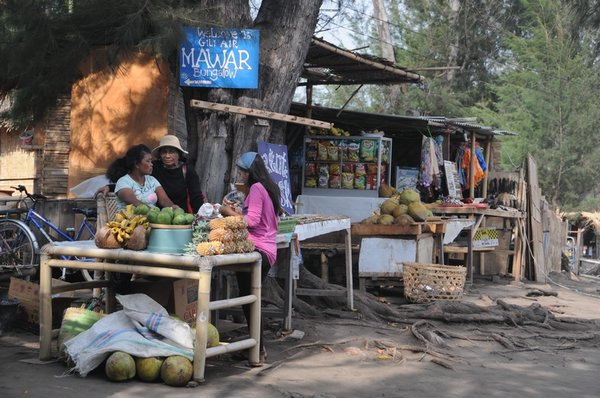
[8,277,77,327]
[173,279,198,323]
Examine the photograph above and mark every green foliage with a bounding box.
[0,0,208,126]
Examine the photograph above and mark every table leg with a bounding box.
[467,226,473,285]
[283,242,293,332]
[192,268,212,383]
[39,253,53,361]
[248,258,261,365]
[345,227,354,310]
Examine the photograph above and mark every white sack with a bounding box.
[65,294,194,377]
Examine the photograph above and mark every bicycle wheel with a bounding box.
[0,219,39,272]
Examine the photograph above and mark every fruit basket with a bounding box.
[402,262,466,303]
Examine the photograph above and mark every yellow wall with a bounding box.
[68,52,171,192]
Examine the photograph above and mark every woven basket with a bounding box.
[402,262,466,303]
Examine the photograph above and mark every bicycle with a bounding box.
[0,185,97,281]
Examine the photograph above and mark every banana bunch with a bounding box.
[114,204,136,223]
[330,126,350,136]
[107,213,150,243]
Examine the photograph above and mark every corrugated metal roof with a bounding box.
[302,37,424,86]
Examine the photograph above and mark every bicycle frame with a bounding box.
[24,208,95,243]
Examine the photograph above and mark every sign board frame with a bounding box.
[443,160,463,199]
[257,142,294,215]
[179,27,260,88]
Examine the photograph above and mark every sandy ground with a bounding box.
[1,272,600,398]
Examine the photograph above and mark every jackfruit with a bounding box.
[380,199,399,215]
[379,214,395,225]
[379,183,397,198]
[408,202,428,222]
[392,204,408,218]
[395,214,415,226]
[398,188,420,205]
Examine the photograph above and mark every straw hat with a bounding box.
[151,135,188,158]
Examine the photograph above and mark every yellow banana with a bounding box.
[120,219,129,229]
[115,213,125,223]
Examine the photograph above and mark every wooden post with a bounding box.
[345,227,354,310]
[39,253,53,361]
[248,257,262,365]
[193,267,212,383]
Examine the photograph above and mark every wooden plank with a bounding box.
[352,223,422,236]
[295,288,346,297]
[527,154,545,282]
[189,99,333,129]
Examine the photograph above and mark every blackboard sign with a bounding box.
[179,27,260,88]
[257,142,294,215]
[443,161,463,199]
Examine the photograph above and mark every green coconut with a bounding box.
[136,356,164,382]
[160,356,193,387]
[379,214,395,225]
[394,214,415,226]
[105,351,136,382]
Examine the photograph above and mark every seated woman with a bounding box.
[107,144,178,209]
[220,151,282,367]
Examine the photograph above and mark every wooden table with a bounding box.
[351,221,448,290]
[430,206,524,281]
[277,215,354,331]
[38,240,262,382]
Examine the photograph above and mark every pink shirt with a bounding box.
[243,182,278,266]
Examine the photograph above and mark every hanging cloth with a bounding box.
[461,146,485,189]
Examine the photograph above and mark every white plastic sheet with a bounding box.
[65,294,194,377]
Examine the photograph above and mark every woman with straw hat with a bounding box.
[100,135,204,213]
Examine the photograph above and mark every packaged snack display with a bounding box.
[327,144,339,161]
[301,136,392,196]
[348,141,360,162]
[339,140,348,161]
[354,163,366,176]
[342,172,354,189]
[365,174,377,190]
[305,177,317,187]
[354,175,366,189]
[306,141,318,161]
[318,164,329,188]
[317,141,329,161]
[360,140,376,162]
[329,163,341,175]
[329,174,341,188]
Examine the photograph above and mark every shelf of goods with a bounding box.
[302,135,392,198]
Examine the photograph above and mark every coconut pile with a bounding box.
[361,185,432,226]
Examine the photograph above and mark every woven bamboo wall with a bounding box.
[0,131,38,193]
[41,97,72,198]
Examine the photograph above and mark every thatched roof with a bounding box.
[0,98,17,132]
[563,211,600,232]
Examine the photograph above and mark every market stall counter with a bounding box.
[38,240,262,382]
[430,205,525,281]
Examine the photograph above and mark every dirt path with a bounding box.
[1,273,600,398]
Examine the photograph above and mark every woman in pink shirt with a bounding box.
[220,151,281,366]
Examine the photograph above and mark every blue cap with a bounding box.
[236,152,258,170]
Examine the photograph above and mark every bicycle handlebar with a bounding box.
[10,185,47,200]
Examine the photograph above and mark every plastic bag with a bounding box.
[69,175,110,198]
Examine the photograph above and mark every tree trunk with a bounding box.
[185,0,323,202]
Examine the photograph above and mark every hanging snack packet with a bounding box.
[342,163,354,173]
[318,164,329,188]
[380,141,390,164]
[327,143,339,161]
[306,140,318,161]
[329,163,341,175]
[339,140,349,161]
[305,177,317,188]
[354,163,366,176]
[305,162,317,176]
[348,141,360,162]
[365,174,376,190]
[354,175,366,190]
[360,140,376,162]
[329,174,341,188]
[318,141,329,161]
[342,172,354,189]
